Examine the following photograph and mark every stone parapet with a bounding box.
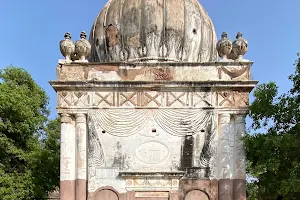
[56,62,253,82]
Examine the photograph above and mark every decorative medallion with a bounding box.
[135,141,169,164]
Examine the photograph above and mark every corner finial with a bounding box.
[231,31,248,61]
[236,32,243,39]
[216,32,233,61]
[80,31,87,39]
[221,32,228,39]
[59,32,75,63]
[75,31,91,62]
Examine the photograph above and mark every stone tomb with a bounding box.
[50,61,256,200]
[52,0,256,199]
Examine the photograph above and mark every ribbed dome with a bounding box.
[89,0,218,63]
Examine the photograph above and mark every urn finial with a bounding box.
[59,32,75,62]
[216,32,232,61]
[75,31,91,62]
[231,32,248,61]
[236,31,243,39]
[64,32,71,39]
[80,31,87,39]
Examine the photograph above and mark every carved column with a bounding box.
[75,114,88,200]
[60,114,76,200]
[218,113,234,200]
[233,114,246,200]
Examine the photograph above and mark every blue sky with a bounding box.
[0,0,299,120]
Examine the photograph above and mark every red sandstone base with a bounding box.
[76,179,87,200]
[60,180,76,200]
[88,179,246,200]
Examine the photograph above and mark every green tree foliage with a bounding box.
[32,118,60,198]
[245,54,300,199]
[246,181,259,200]
[0,67,60,200]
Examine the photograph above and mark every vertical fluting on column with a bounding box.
[218,113,234,179]
[60,114,76,200]
[75,113,88,200]
[218,113,234,200]
[234,114,246,179]
[233,114,246,200]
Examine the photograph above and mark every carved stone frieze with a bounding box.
[218,66,250,80]
[217,91,249,108]
[58,91,215,108]
[58,91,90,107]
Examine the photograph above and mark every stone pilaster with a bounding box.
[60,114,76,200]
[75,113,88,200]
[218,113,234,179]
[234,114,246,179]
[233,114,246,200]
[218,113,234,200]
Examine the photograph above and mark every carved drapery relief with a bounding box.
[200,111,218,179]
[88,109,212,137]
[88,118,105,191]
[87,109,218,191]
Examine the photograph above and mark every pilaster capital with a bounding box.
[219,113,231,124]
[235,114,246,124]
[75,113,86,123]
[60,113,72,123]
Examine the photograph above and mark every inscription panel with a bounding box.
[135,141,170,164]
[135,192,169,198]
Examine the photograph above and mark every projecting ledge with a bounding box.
[119,171,185,179]
[49,80,258,92]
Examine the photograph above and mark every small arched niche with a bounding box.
[185,190,209,200]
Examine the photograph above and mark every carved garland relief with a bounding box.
[218,66,250,80]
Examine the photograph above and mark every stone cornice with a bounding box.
[49,80,258,91]
[59,61,254,67]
